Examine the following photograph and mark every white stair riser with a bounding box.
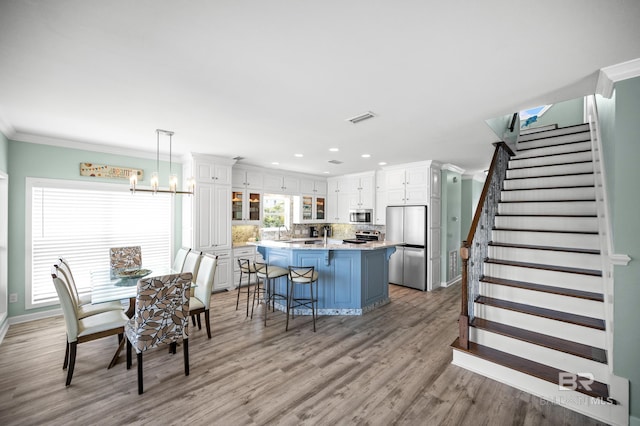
[520,124,559,135]
[518,131,590,148]
[495,216,598,233]
[510,151,593,169]
[483,263,602,293]
[451,350,628,426]
[503,174,595,190]
[498,201,596,216]
[491,230,600,250]
[488,246,601,271]
[514,141,592,159]
[474,303,606,348]
[469,328,609,383]
[478,282,604,319]
[501,187,595,202]
[518,124,590,142]
[507,162,593,179]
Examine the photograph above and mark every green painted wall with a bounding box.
[441,169,462,283]
[522,97,585,130]
[0,131,8,172]
[6,139,182,319]
[604,77,640,424]
[461,176,484,242]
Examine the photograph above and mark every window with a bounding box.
[520,105,552,128]
[27,178,173,308]
[262,193,290,229]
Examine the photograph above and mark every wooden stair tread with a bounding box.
[488,241,600,255]
[513,148,592,161]
[481,276,604,301]
[470,318,607,363]
[501,186,594,193]
[451,338,611,401]
[504,172,594,181]
[508,160,593,170]
[496,213,597,218]
[475,296,606,330]
[485,258,602,277]
[493,227,598,235]
[517,138,592,152]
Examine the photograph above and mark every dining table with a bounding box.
[91,265,178,368]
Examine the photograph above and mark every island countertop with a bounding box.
[250,239,401,250]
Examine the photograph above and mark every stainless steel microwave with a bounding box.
[349,209,373,224]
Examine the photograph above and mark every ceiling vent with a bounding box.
[346,111,376,124]
[233,156,245,161]
[328,160,343,165]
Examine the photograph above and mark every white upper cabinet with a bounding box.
[195,157,231,185]
[385,163,429,205]
[232,168,263,189]
[299,178,327,195]
[263,173,300,194]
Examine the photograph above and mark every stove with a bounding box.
[343,230,381,245]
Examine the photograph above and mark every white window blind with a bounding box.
[28,178,173,308]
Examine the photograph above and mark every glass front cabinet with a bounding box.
[293,195,326,224]
[232,190,261,223]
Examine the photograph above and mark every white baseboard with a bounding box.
[0,319,8,346]
[441,275,461,288]
[8,307,62,325]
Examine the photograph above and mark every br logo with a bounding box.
[558,372,594,391]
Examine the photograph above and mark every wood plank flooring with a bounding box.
[0,283,607,425]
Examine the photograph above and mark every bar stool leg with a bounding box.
[235,269,243,311]
[285,278,292,331]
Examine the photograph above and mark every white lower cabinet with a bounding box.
[208,249,232,291]
[232,246,262,287]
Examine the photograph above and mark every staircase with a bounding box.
[452,123,629,425]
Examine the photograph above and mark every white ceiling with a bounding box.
[1,1,640,176]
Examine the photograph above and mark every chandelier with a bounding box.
[129,129,195,195]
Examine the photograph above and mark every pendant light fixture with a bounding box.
[129,129,195,195]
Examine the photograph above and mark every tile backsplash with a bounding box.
[232,223,385,243]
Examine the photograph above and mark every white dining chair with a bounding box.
[172,247,191,272]
[189,254,218,339]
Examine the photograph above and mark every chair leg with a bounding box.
[204,309,211,339]
[183,338,190,376]
[235,270,243,310]
[245,272,252,317]
[66,341,77,386]
[285,280,292,331]
[191,315,196,327]
[170,342,177,354]
[137,352,143,395]
[250,277,259,319]
[311,282,316,332]
[126,339,132,369]
[196,313,202,330]
[63,340,69,370]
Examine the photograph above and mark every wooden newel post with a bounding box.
[459,241,470,349]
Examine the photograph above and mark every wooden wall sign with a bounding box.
[80,163,143,180]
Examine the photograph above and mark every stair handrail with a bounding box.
[459,141,514,349]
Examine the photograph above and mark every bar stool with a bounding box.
[236,258,257,316]
[286,266,319,332]
[252,262,288,326]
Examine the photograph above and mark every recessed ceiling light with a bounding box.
[271,162,279,165]
[329,148,339,152]
[361,154,371,158]
[378,162,387,166]
[323,171,330,174]
[294,153,303,158]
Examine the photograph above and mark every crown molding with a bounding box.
[10,131,169,161]
[596,57,640,98]
[441,163,465,174]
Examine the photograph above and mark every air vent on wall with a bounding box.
[346,111,376,124]
[328,160,343,165]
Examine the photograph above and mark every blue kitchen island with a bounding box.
[253,239,398,315]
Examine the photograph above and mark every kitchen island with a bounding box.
[252,239,398,315]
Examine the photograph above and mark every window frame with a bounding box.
[25,177,175,309]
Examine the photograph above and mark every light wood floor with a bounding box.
[0,283,606,425]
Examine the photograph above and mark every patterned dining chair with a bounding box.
[110,246,142,274]
[51,266,128,386]
[125,272,192,394]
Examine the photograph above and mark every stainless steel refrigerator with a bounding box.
[386,205,428,291]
